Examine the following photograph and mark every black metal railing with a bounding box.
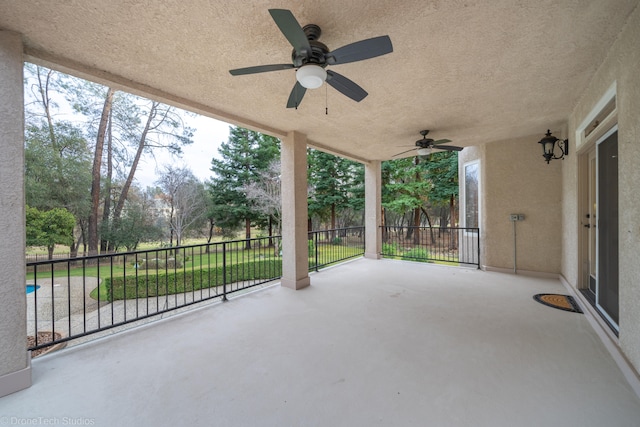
[308,226,365,271]
[380,226,480,268]
[26,228,366,352]
[26,236,283,352]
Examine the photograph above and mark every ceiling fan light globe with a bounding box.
[417,148,432,156]
[296,64,326,89]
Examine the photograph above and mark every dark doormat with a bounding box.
[533,294,583,313]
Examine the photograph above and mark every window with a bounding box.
[464,161,479,228]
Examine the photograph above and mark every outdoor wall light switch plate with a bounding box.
[510,214,525,221]
[517,214,525,221]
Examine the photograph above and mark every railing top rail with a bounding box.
[381,225,479,231]
[26,235,283,266]
[26,227,365,266]
[309,226,364,231]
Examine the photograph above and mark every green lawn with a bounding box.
[31,243,365,301]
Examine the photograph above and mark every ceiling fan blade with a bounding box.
[269,9,311,56]
[286,81,307,109]
[434,145,464,151]
[326,70,368,102]
[329,35,393,65]
[229,64,294,76]
[432,139,452,145]
[392,148,417,158]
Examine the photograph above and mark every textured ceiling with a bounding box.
[1,0,638,161]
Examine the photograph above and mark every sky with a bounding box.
[133,113,230,188]
[25,63,232,190]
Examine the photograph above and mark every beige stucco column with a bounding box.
[280,131,310,290]
[364,160,382,259]
[0,30,31,397]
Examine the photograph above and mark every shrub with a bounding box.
[166,257,183,269]
[382,242,398,255]
[144,258,163,269]
[308,239,315,253]
[401,248,430,262]
[331,237,343,245]
[137,255,184,270]
[103,259,283,301]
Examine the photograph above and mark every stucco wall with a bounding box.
[0,31,28,378]
[565,4,640,374]
[483,136,563,273]
[459,137,563,274]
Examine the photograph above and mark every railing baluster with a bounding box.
[82,259,87,334]
[222,242,228,302]
[97,257,101,329]
[123,254,127,322]
[67,260,71,339]
[33,265,38,348]
[50,264,55,342]
[110,255,114,326]
[315,231,319,272]
[134,253,139,319]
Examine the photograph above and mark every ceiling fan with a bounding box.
[229,9,393,108]
[393,130,463,157]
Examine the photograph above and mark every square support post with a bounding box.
[364,160,382,259]
[280,131,310,290]
[0,30,31,397]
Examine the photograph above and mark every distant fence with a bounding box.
[26,253,72,263]
[380,226,480,268]
[26,228,365,352]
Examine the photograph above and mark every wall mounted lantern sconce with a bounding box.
[538,129,568,164]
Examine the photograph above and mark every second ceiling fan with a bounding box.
[229,9,393,108]
[393,130,464,158]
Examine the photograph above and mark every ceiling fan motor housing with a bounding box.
[416,138,434,148]
[291,25,329,67]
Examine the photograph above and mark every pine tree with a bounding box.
[208,127,280,248]
[422,151,459,226]
[308,149,364,232]
[381,152,458,244]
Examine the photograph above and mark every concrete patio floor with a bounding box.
[2,258,640,426]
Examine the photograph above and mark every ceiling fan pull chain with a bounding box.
[325,83,328,115]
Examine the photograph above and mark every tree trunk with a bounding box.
[36,67,57,149]
[101,114,113,252]
[449,194,457,250]
[412,207,421,245]
[381,206,388,243]
[405,212,413,240]
[330,203,336,240]
[206,218,214,253]
[420,206,436,244]
[88,87,115,255]
[207,219,214,244]
[268,216,274,247]
[79,219,88,256]
[69,240,79,258]
[245,218,251,250]
[112,102,157,222]
[169,205,175,247]
[47,245,54,260]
